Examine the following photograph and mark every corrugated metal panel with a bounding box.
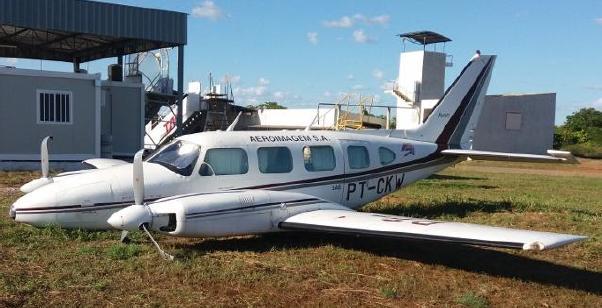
[0,0,187,45]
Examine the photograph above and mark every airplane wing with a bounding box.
[441,149,576,163]
[280,209,586,250]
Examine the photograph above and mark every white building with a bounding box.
[386,31,556,154]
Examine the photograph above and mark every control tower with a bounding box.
[386,31,453,129]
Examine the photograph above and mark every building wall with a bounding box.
[101,81,144,157]
[0,68,99,161]
[395,50,446,129]
[473,93,556,155]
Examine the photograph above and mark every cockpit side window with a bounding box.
[147,141,200,176]
[200,148,249,176]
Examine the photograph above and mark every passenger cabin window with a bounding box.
[303,146,336,171]
[347,146,370,169]
[258,147,293,173]
[148,141,200,176]
[379,147,396,165]
[200,148,248,176]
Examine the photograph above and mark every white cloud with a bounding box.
[352,84,364,90]
[323,91,332,97]
[372,69,384,80]
[192,1,223,20]
[368,15,390,25]
[352,29,375,44]
[258,77,270,86]
[595,17,602,25]
[238,86,267,96]
[323,14,390,28]
[380,80,395,91]
[273,91,286,99]
[323,16,354,28]
[346,74,355,80]
[307,32,318,45]
[592,98,602,108]
[223,74,241,85]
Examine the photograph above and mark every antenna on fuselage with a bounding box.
[226,111,243,131]
[305,113,320,131]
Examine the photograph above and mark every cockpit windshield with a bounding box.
[147,141,200,176]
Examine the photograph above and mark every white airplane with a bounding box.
[10,55,586,260]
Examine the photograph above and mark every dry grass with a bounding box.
[0,161,601,307]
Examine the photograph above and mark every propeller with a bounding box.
[41,136,52,179]
[107,149,174,261]
[20,136,54,193]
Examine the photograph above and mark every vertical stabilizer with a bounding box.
[399,55,496,149]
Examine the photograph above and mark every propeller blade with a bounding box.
[133,149,145,206]
[120,230,130,243]
[142,223,174,261]
[41,136,53,178]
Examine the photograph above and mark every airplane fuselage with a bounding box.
[11,129,458,230]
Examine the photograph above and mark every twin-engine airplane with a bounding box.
[10,55,585,259]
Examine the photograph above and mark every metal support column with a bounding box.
[73,57,80,73]
[176,45,184,136]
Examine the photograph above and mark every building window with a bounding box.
[347,145,370,169]
[200,148,248,176]
[379,147,396,165]
[505,112,522,130]
[37,90,72,124]
[257,147,293,173]
[303,146,336,172]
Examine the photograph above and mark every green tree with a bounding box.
[555,107,602,157]
[254,101,287,109]
[564,108,602,132]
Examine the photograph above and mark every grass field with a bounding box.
[1,160,601,307]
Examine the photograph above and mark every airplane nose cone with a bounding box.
[107,205,153,231]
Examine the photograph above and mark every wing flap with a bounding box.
[441,149,573,163]
[281,210,586,250]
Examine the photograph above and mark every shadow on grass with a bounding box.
[365,200,513,219]
[427,174,487,181]
[177,232,602,295]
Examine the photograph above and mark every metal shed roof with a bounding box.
[0,0,187,62]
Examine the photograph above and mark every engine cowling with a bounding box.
[145,190,343,238]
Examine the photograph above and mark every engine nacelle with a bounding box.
[146,190,343,238]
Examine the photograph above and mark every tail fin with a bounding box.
[402,55,496,149]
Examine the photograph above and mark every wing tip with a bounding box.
[522,236,587,251]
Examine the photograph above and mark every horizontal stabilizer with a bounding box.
[281,210,586,250]
[441,149,573,163]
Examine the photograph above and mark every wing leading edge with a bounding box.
[280,210,586,250]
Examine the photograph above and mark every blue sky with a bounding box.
[1,0,601,124]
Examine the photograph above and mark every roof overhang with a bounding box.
[398,31,451,45]
[0,0,187,62]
